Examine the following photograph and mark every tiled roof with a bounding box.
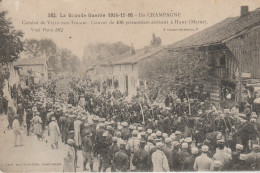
[101,46,164,66]
[168,8,260,49]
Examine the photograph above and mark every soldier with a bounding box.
[121,122,130,140]
[178,142,191,168]
[232,154,249,170]
[162,138,173,171]
[109,137,120,172]
[213,139,231,170]
[172,141,181,171]
[81,130,94,171]
[246,144,260,170]
[97,132,110,172]
[182,147,198,171]
[126,130,140,171]
[230,144,244,168]
[132,140,150,172]
[25,108,33,136]
[145,136,155,154]
[114,141,129,172]
[151,142,170,172]
[193,145,213,171]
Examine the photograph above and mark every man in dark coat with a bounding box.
[182,147,198,171]
[132,140,150,172]
[25,108,33,136]
[114,142,129,172]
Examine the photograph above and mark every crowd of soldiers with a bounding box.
[6,76,260,172]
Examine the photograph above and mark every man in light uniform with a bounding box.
[193,145,213,171]
[213,139,231,170]
[126,130,140,171]
[151,142,170,172]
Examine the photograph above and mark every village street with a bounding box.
[0,114,103,172]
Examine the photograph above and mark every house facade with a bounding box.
[167,6,260,108]
[87,47,164,97]
[13,57,48,85]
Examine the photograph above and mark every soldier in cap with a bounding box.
[172,141,181,171]
[108,137,120,172]
[121,122,130,140]
[132,140,150,171]
[25,108,33,136]
[182,147,198,171]
[48,117,61,149]
[178,142,191,168]
[63,139,76,172]
[114,141,129,172]
[246,144,260,170]
[213,139,231,170]
[151,142,170,172]
[97,131,110,172]
[81,130,94,171]
[212,160,223,171]
[126,130,140,171]
[193,145,213,171]
[162,138,174,171]
[232,154,249,171]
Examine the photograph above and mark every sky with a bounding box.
[1,0,260,59]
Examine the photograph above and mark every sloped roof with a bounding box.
[101,46,164,66]
[168,8,260,49]
[14,58,47,66]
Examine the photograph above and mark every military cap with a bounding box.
[106,126,113,131]
[93,116,99,121]
[252,144,260,150]
[191,147,198,154]
[156,131,162,136]
[129,125,135,130]
[132,130,138,135]
[250,118,257,122]
[216,133,222,140]
[170,134,176,140]
[162,133,168,139]
[147,129,153,134]
[85,130,91,136]
[140,140,146,145]
[239,154,247,160]
[175,131,181,135]
[154,138,161,143]
[51,117,56,121]
[236,144,243,151]
[112,137,118,142]
[185,137,192,143]
[165,138,172,143]
[148,136,154,141]
[100,118,105,122]
[67,139,75,145]
[140,132,146,136]
[121,122,128,127]
[137,127,143,131]
[81,116,87,120]
[251,114,257,119]
[173,141,180,147]
[217,139,225,145]
[151,133,156,138]
[88,121,93,125]
[102,131,108,137]
[213,160,223,168]
[118,125,123,130]
[201,145,209,152]
[156,142,163,147]
[182,142,188,149]
[99,123,104,127]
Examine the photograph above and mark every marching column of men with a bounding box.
[16,84,260,172]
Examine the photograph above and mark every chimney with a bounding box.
[130,43,135,55]
[240,6,249,17]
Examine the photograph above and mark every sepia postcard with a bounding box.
[0,0,260,172]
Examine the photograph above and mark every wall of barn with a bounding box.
[226,25,260,79]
